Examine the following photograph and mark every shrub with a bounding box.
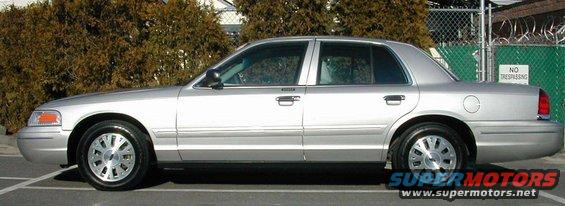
[138,0,230,86]
[235,0,434,49]
[234,0,333,42]
[0,2,55,134]
[332,0,434,48]
[0,0,231,133]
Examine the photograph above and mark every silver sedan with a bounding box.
[17,36,563,190]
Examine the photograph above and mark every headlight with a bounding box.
[28,111,62,126]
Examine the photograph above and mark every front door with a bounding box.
[176,40,313,161]
[303,40,419,161]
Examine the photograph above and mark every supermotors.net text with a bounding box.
[400,189,538,201]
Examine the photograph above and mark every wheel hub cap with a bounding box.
[408,135,457,172]
[88,133,135,182]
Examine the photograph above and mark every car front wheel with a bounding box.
[77,120,151,191]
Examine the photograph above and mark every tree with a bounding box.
[0,2,56,133]
[234,0,333,42]
[137,0,231,86]
[235,0,434,49]
[332,0,434,48]
[47,0,144,94]
[0,0,231,133]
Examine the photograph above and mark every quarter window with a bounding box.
[218,42,308,86]
[317,42,408,85]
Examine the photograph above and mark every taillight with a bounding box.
[538,89,550,120]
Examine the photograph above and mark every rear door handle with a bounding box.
[384,95,405,105]
[276,96,300,106]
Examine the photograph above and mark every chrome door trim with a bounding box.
[306,40,321,86]
[177,126,302,137]
[298,39,315,85]
[151,128,177,139]
[193,85,307,90]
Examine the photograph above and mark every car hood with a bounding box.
[38,86,183,109]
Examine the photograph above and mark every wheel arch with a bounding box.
[67,113,157,166]
[386,114,476,163]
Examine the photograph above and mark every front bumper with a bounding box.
[469,120,563,164]
[16,126,70,165]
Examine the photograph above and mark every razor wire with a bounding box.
[492,15,565,45]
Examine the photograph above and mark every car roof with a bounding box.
[247,36,405,46]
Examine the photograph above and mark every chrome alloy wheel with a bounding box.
[87,133,136,182]
[408,135,457,172]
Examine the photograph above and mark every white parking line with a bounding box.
[22,186,396,193]
[0,177,33,180]
[540,191,565,204]
[0,154,22,157]
[0,165,77,196]
[23,186,94,191]
[136,188,397,193]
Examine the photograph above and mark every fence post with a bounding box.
[487,3,494,82]
[479,0,486,82]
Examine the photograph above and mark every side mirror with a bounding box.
[204,69,223,89]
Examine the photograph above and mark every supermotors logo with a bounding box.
[389,170,559,201]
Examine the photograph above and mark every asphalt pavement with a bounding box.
[0,144,565,205]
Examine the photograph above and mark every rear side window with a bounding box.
[318,43,372,85]
[371,46,408,84]
[317,42,408,85]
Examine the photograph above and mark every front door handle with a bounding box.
[276,96,300,106]
[384,95,405,105]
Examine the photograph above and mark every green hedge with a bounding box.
[331,0,433,49]
[235,0,434,49]
[0,0,231,133]
[234,0,332,43]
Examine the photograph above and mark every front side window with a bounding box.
[216,42,308,86]
[318,42,408,85]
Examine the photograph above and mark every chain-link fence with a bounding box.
[430,6,564,124]
[489,12,564,124]
[493,45,564,123]
[217,8,241,39]
[427,7,481,81]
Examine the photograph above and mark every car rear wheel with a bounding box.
[392,122,468,186]
[77,120,151,191]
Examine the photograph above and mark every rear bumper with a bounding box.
[16,126,70,165]
[469,120,563,164]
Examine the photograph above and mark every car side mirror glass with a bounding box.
[204,69,223,89]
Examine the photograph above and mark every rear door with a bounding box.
[302,40,419,161]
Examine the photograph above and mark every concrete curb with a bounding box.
[0,135,17,147]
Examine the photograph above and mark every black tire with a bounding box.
[77,120,151,191]
[391,122,468,185]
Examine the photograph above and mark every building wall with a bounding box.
[0,0,38,9]
[493,0,565,23]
